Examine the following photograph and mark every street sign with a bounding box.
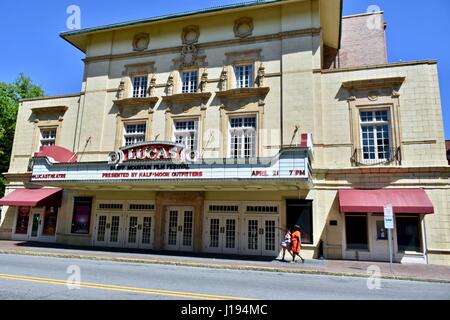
[384,203,394,229]
[384,203,394,269]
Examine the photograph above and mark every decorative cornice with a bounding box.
[21,93,80,103]
[113,97,159,108]
[314,60,438,74]
[31,106,69,114]
[342,77,406,90]
[215,87,270,100]
[402,140,437,145]
[313,166,450,175]
[83,28,321,64]
[162,92,212,104]
[2,172,32,183]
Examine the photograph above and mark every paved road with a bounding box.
[0,254,448,300]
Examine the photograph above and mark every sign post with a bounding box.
[384,203,394,272]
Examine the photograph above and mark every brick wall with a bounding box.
[324,12,388,69]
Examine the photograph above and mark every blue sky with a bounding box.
[0,0,449,137]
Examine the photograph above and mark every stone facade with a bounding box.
[1,0,449,265]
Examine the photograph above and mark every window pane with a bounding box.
[174,120,198,151]
[133,76,148,98]
[235,65,253,88]
[182,71,198,93]
[124,123,146,146]
[40,129,57,147]
[15,207,30,234]
[71,197,92,235]
[42,207,58,236]
[396,217,421,252]
[360,110,391,162]
[229,116,256,158]
[345,215,368,250]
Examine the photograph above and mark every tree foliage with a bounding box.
[0,74,45,196]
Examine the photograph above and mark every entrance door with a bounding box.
[165,207,194,251]
[204,215,239,254]
[94,214,123,247]
[242,216,279,256]
[29,212,42,240]
[370,215,392,261]
[124,214,155,249]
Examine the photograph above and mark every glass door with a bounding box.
[222,217,239,254]
[165,207,194,251]
[242,217,260,255]
[242,216,279,256]
[165,208,180,251]
[93,214,123,247]
[370,215,392,261]
[125,215,140,248]
[261,218,279,256]
[124,214,154,249]
[179,209,194,251]
[140,215,154,249]
[30,213,41,239]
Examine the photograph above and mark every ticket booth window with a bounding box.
[42,207,58,236]
[15,207,30,234]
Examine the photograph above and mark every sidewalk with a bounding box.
[0,240,449,283]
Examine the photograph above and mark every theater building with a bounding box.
[1,0,449,265]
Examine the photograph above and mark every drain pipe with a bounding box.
[422,215,429,264]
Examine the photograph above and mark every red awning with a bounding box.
[338,189,434,214]
[0,188,63,207]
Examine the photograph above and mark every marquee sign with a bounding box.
[108,141,196,165]
[31,147,312,184]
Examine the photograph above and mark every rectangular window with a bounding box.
[132,76,148,98]
[345,215,368,250]
[42,207,58,236]
[286,200,313,244]
[124,122,147,146]
[40,128,57,147]
[174,120,198,152]
[235,65,253,88]
[229,116,257,158]
[15,207,31,234]
[181,71,198,93]
[71,197,93,235]
[396,216,421,252]
[360,110,391,162]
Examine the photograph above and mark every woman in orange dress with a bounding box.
[290,225,305,264]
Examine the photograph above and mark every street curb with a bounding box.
[1,250,449,284]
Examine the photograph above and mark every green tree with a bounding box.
[0,74,45,196]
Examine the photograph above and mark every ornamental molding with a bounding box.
[83,28,321,64]
[132,33,150,52]
[234,17,254,38]
[181,25,200,45]
[173,44,207,69]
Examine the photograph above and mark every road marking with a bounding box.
[0,273,255,300]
